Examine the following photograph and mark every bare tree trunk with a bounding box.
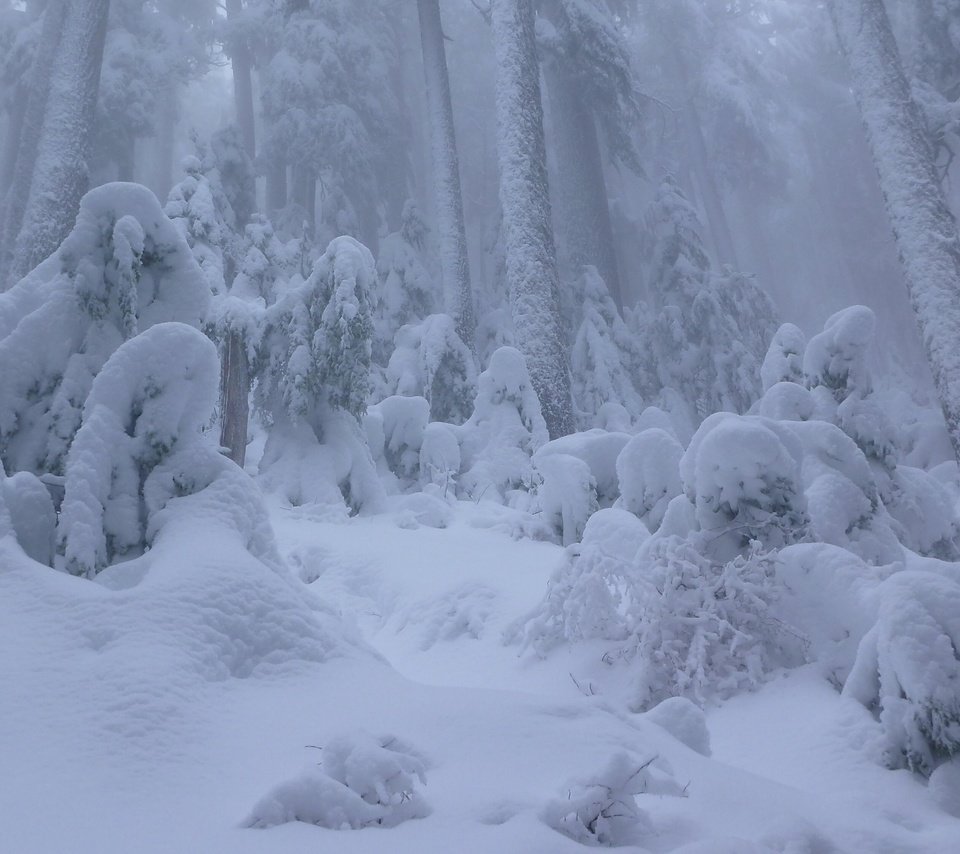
[543,59,624,310]
[9,0,110,284]
[491,0,574,439]
[265,155,287,214]
[832,0,960,460]
[0,83,29,198]
[116,136,135,182]
[220,332,250,468]
[227,0,256,160]
[417,0,476,346]
[0,0,67,287]
[151,84,177,199]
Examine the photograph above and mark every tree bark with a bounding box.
[0,0,67,288]
[265,155,287,214]
[543,59,624,310]
[9,0,110,284]
[832,0,960,460]
[220,331,250,468]
[417,0,476,346]
[491,0,575,439]
[0,82,29,199]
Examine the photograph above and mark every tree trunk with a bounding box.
[832,0,960,460]
[151,84,177,199]
[0,0,68,288]
[543,59,624,310]
[9,0,110,284]
[265,155,287,213]
[417,0,476,346]
[227,0,256,160]
[220,331,250,468]
[491,0,575,439]
[116,136,135,182]
[0,82,29,198]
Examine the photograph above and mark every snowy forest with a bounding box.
[3,0,960,850]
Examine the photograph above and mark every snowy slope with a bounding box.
[1,502,958,853]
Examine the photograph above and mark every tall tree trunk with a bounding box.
[9,0,110,284]
[832,0,960,460]
[0,83,29,198]
[543,59,624,310]
[116,136,135,182]
[0,0,67,288]
[220,332,250,468]
[417,0,476,346]
[491,0,574,439]
[227,0,256,160]
[152,84,177,199]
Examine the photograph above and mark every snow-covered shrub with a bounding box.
[419,422,461,497]
[0,466,55,565]
[0,182,208,476]
[570,266,645,425]
[541,752,683,847]
[248,732,430,830]
[803,305,875,403]
[756,381,814,422]
[929,758,960,817]
[366,395,430,491]
[535,453,598,546]
[843,571,960,776]
[512,508,650,654]
[680,414,809,558]
[373,200,437,364]
[760,322,806,391]
[616,428,684,532]
[884,465,960,559]
[535,429,631,507]
[631,538,802,710]
[458,347,549,502]
[256,236,385,514]
[56,323,221,577]
[385,314,477,424]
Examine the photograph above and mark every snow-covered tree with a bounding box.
[831,0,960,462]
[0,182,208,477]
[491,0,575,439]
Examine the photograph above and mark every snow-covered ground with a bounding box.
[2,499,958,854]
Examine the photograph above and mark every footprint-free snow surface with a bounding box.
[2,500,958,853]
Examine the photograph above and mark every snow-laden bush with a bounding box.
[541,752,684,847]
[803,305,875,403]
[534,453,598,546]
[385,314,477,424]
[680,414,809,558]
[458,347,548,502]
[756,381,814,421]
[0,183,208,476]
[256,236,385,514]
[512,508,651,654]
[535,429,630,507]
[760,322,806,391]
[365,395,430,492]
[616,428,684,532]
[570,267,645,426]
[843,571,960,776]
[247,732,430,830]
[643,697,711,756]
[57,323,223,577]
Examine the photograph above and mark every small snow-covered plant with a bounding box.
[512,508,651,655]
[803,305,875,404]
[0,464,56,566]
[247,732,430,830]
[0,182,208,476]
[255,236,384,513]
[534,452,599,546]
[57,323,221,577]
[365,395,430,491]
[631,537,802,710]
[373,200,437,364]
[386,314,478,424]
[570,266,645,426]
[843,571,960,776]
[680,414,809,559]
[616,428,684,532]
[535,429,631,508]
[458,346,549,502]
[541,752,684,848]
[761,322,807,391]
